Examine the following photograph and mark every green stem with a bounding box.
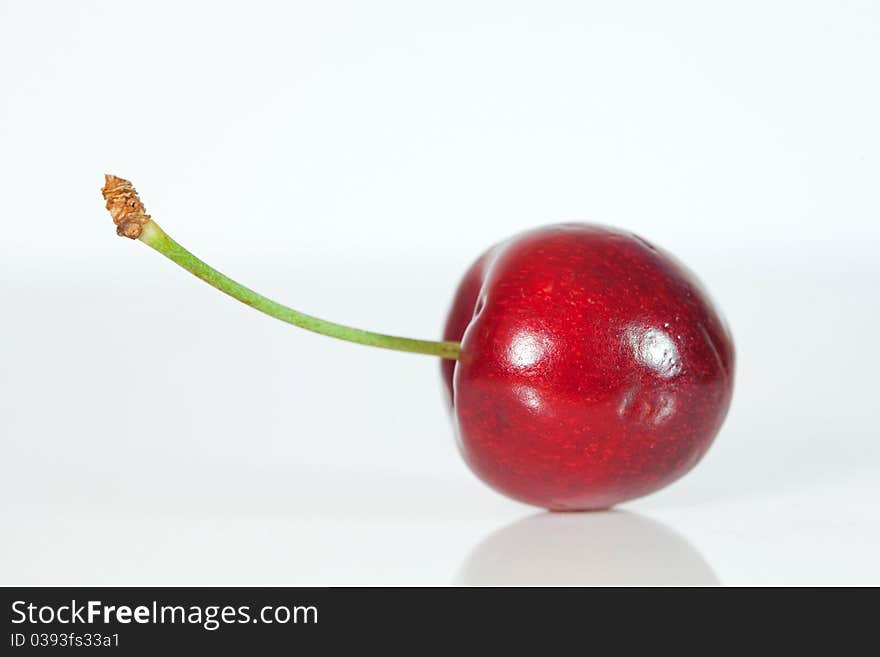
[138,221,460,359]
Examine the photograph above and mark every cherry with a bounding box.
[443,225,734,510]
[102,177,733,511]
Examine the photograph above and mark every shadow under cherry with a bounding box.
[455,509,719,586]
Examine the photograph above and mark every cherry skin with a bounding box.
[442,224,734,511]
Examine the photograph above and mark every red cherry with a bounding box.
[442,224,734,510]
[102,178,734,511]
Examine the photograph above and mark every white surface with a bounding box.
[1,1,879,585]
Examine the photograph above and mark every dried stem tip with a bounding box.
[102,174,151,239]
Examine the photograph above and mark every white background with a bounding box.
[1,1,878,585]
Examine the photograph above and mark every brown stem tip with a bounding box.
[101,174,151,239]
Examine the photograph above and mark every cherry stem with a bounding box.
[138,222,461,359]
[100,175,460,360]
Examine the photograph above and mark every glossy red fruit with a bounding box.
[442,224,734,510]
